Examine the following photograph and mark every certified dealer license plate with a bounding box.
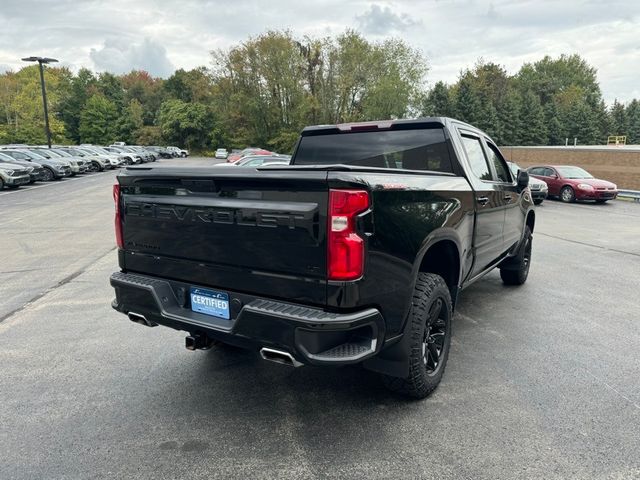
[190,287,230,320]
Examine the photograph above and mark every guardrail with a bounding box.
[618,190,640,203]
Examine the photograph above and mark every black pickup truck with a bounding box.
[110,117,535,398]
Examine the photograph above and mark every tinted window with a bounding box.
[5,151,26,160]
[294,128,454,173]
[244,158,267,166]
[556,166,593,179]
[485,142,511,182]
[29,149,51,159]
[461,135,491,181]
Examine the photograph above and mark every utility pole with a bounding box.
[21,56,58,148]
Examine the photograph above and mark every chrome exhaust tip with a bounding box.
[185,334,216,351]
[260,348,303,367]
[127,312,156,327]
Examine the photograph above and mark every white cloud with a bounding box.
[89,38,174,77]
[0,0,638,102]
[356,4,420,34]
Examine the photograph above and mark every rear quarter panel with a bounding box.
[327,172,475,335]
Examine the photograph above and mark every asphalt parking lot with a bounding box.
[1,158,639,479]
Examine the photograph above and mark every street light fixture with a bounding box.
[21,56,59,148]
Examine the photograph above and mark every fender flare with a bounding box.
[363,229,464,378]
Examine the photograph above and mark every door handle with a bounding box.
[476,196,489,206]
[503,194,513,201]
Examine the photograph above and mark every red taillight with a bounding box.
[113,184,123,248]
[327,189,369,281]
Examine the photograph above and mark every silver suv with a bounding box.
[0,161,31,189]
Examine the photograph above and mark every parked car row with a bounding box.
[0,143,184,190]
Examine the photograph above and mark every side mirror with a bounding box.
[517,170,529,192]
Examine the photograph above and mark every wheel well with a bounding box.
[418,240,460,299]
[526,210,535,233]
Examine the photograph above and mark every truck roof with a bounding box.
[300,117,477,135]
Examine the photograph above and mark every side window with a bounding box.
[461,135,492,181]
[485,142,512,183]
[543,168,556,177]
[529,167,543,175]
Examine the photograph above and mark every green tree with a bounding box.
[117,99,144,143]
[565,99,599,145]
[517,54,601,106]
[359,38,426,120]
[0,66,68,144]
[497,90,522,145]
[609,99,628,136]
[543,101,565,145]
[626,99,640,144]
[158,99,213,149]
[423,81,454,117]
[79,94,118,144]
[96,72,125,111]
[136,126,163,145]
[453,77,482,125]
[519,90,547,145]
[477,100,500,141]
[164,67,213,103]
[593,100,611,144]
[58,67,95,143]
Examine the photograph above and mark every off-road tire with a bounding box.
[382,273,452,399]
[500,226,532,285]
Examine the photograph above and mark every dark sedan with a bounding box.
[527,165,618,203]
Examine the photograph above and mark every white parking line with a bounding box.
[0,171,114,197]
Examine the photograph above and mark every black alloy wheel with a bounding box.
[41,168,55,182]
[422,298,448,375]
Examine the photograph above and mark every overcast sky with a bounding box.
[1,0,638,103]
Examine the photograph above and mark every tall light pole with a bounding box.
[21,56,58,148]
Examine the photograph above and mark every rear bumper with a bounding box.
[110,271,385,366]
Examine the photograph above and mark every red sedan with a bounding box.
[527,165,618,203]
[226,148,272,163]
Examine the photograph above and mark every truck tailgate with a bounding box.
[117,167,328,305]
